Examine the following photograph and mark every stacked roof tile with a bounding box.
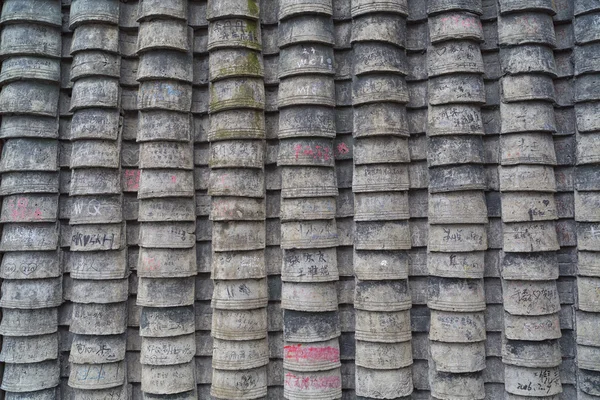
[0,0,597,399]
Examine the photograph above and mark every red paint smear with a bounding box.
[284,344,340,363]
[123,169,140,191]
[336,142,350,155]
[440,14,481,29]
[144,256,159,271]
[294,143,333,161]
[7,197,42,221]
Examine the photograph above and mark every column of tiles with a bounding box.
[0,0,63,397]
[206,0,269,398]
[276,1,343,398]
[117,0,142,394]
[498,0,563,397]
[57,0,74,394]
[406,1,430,396]
[426,1,489,399]
[189,0,213,396]
[574,0,600,398]
[350,0,414,398]
[117,0,143,393]
[333,0,356,397]
[135,1,197,397]
[481,0,504,397]
[553,2,578,397]
[65,0,129,396]
[260,0,286,397]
